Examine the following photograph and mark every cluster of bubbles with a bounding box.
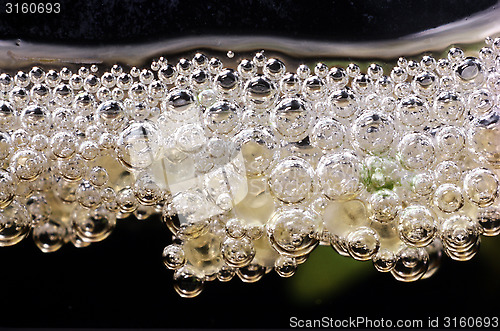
[1,37,500,298]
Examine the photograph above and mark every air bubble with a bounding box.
[391,246,428,282]
[33,218,67,253]
[268,156,315,204]
[173,265,204,298]
[267,207,319,257]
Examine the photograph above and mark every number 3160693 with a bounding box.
[6,3,60,14]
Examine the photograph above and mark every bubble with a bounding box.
[214,69,240,99]
[208,57,223,74]
[346,63,360,77]
[317,151,362,200]
[274,256,297,277]
[436,58,452,76]
[52,175,78,203]
[412,171,435,197]
[134,173,162,206]
[29,66,45,84]
[394,82,412,98]
[420,55,437,71]
[441,214,480,259]
[347,227,380,261]
[326,67,348,90]
[163,244,186,269]
[270,98,311,143]
[116,187,139,213]
[263,58,286,80]
[95,100,125,130]
[203,100,241,135]
[435,126,466,157]
[435,161,461,184]
[396,95,429,128]
[139,69,153,85]
[217,264,236,282]
[434,183,464,213]
[225,218,246,239]
[161,89,198,122]
[56,154,87,181]
[168,193,210,238]
[78,66,90,78]
[412,71,439,97]
[173,265,204,298]
[406,60,420,76]
[467,89,493,116]
[83,74,101,94]
[69,74,83,90]
[234,127,276,177]
[75,180,101,208]
[198,89,217,108]
[376,76,393,95]
[245,224,264,240]
[236,263,266,283]
[331,235,350,256]
[369,189,401,222]
[477,204,500,236]
[0,101,16,129]
[10,149,47,181]
[0,131,11,161]
[351,74,373,96]
[267,207,318,257]
[156,64,176,85]
[391,246,428,282]
[463,168,499,207]
[302,76,325,101]
[244,76,277,109]
[296,64,310,79]
[71,206,116,243]
[11,129,29,148]
[174,60,191,77]
[398,205,436,247]
[183,228,224,276]
[352,111,395,155]
[0,73,14,92]
[116,121,160,170]
[329,88,357,118]
[0,169,15,209]
[268,156,315,204]
[32,218,67,253]
[487,72,500,92]
[398,133,435,170]
[434,91,465,125]
[446,238,480,261]
[20,104,50,133]
[391,66,407,83]
[174,123,207,154]
[454,57,485,89]
[222,237,255,268]
[313,62,328,78]
[0,200,31,246]
[279,73,300,95]
[310,118,345,150]
[468,111,500,167]
[8,86,29,109]
[372,248,396,272]
[78,140,99,161]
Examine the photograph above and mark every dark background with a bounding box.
[1,215,499,328]
[1,0,500,329]
[0,0,497,44]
